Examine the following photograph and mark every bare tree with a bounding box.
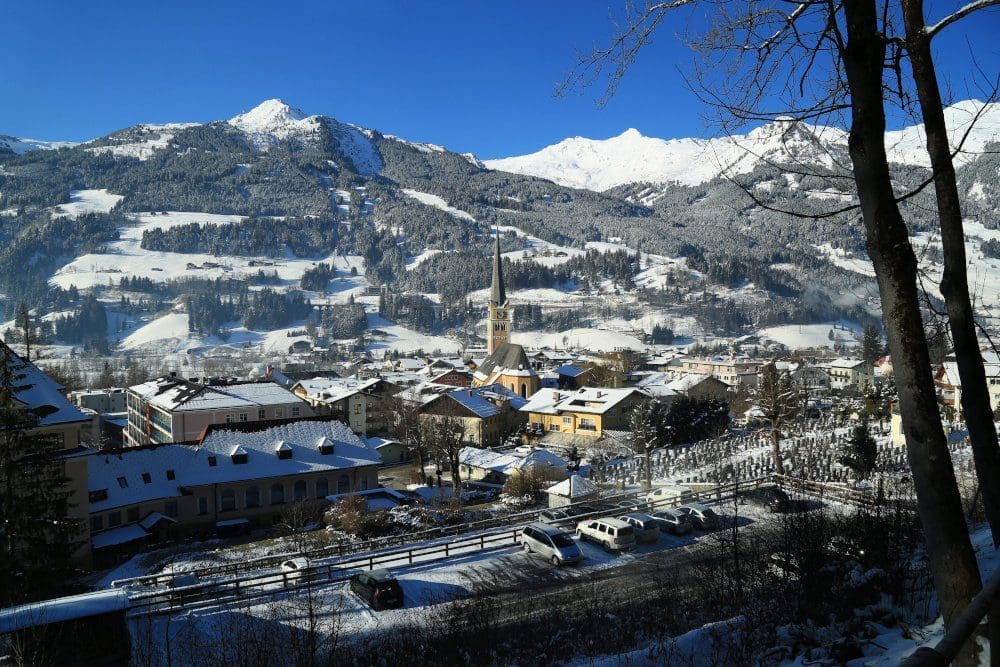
[629,398,663,489]
[391,395,430,481]
[756,363,800,474]
[560,0,987,645]
[423,415,467,498]
[900,0,1000,547]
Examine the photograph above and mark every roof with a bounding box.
[826,358,867,370]
[0,588,129,634]
[520,386,646,416]
[87,421,380,512]
[129,377,305,412]
[295,377,386,404]
[556,365,588,378]
[1,341,89,427]
[545,474,599,498]
[459,446,568,476]
[91,523,150,550]
[446,389,501,418]
[474,343,535,381]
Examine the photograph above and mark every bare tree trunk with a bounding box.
[902,0,1000,546]
[770,427,781,475]
[842,0,981,644]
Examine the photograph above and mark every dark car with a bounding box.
[677,503,719,530]
[742,486,790,512]
[349,569,404,610]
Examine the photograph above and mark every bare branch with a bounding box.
[926,0,1000,39]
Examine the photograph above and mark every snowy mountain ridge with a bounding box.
[484,99,1000,191]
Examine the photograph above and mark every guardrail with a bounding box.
[113,479,769,589]
[772,475,878,507]
[124,478,771,615]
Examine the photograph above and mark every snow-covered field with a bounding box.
[512,327,645,352]
[50,209,367,292]
[52,189,124,218]
[760,321,860,350]
[401,189,475,222]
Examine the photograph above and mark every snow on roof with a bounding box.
[88,421,378,511]
[510,448,568,472]
[87,446,193,513]
[129,377,304,412]
[521,386,645,416]
[188,420,379,486]
[138,511,175,530]
[91,523,150,550]
[2,341,89,427]
[556,364,588,378]
[545,474,599,498]
[0,588,129,634]
[297,377,384,404]
[827,358,867,369]
[473,343,536,382]
[459,446,520,473]
[365,436,399,450]
[446,389,501,418]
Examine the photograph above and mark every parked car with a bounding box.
[565,503,602,521]
[677,503,719,530]
[649,509,693,535]
[521,522,583,566]
[576,517,636,552]
[280,557,311,581]
[617,513,661,544]
[349,569,404,610]
[645,484,695,508]
[741,486,790,512]
[539,509,572,526]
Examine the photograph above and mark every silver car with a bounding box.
[521,522,583,566]
[650,509,693,535]
[617,513,661,544]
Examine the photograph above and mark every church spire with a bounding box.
[491,231,506,305]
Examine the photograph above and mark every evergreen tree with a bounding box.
[861,323,883,363]
[0,344,81,604]
[840,420,878,481]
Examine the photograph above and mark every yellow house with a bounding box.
[520,387,649,438]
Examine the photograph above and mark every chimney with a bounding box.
[552,391,559,400]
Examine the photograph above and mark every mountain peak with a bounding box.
[618,128,644,139]
[229,99,308,133]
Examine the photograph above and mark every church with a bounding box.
[472,234,541,398]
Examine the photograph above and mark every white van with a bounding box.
[576,517,636,552]
[646,484,694,508]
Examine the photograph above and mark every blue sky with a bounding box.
[1,1,998,158]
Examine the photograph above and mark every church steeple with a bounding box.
[491,233,506,306]
[487,231,510,354]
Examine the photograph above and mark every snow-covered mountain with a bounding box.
[0,134,77,154]
[485,100,1000,191]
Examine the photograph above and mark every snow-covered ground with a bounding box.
[50,210,367,292]
[365,312,462,355]
[401,189,475,222]
[760,321,861,350]
[512,327,645,352]
[52,189,124,218]
[85,124,198,161]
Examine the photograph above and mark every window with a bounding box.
[292,406,300,417]
[258,408,266,420]
[198,497,208,515]
[275,408,284,418]
[294,480,307,502]
[562,417,572,424]
[226,414,235,423]
[89,489,108,503]
[108,511,122,527]
[337,474,351,494]
[208,456,217,467]
[117,476,129,488]
[315,478,329,498]
[246,486,261,508]
[164,500,178,518]
[270,483,285,505]
[239,412,248,422]
[127,507,140,523]
[141,472,152,484]
[579,418,597,432]
[166,469,176,480]
[353,403,361,414]
[220,488,237,512]
[549,424,560,431]
[90,516,103,533]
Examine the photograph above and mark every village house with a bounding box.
[290,376,400,436]
[458,446,569,485]
[85,419,381,563]
[123,375,314,447]
[520,386,649,438]
[416,384,527,447]
[934,354,1000,419]
[821,358,874,392]
[667,355,762,389]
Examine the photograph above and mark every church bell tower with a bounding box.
[487,233,510,354]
